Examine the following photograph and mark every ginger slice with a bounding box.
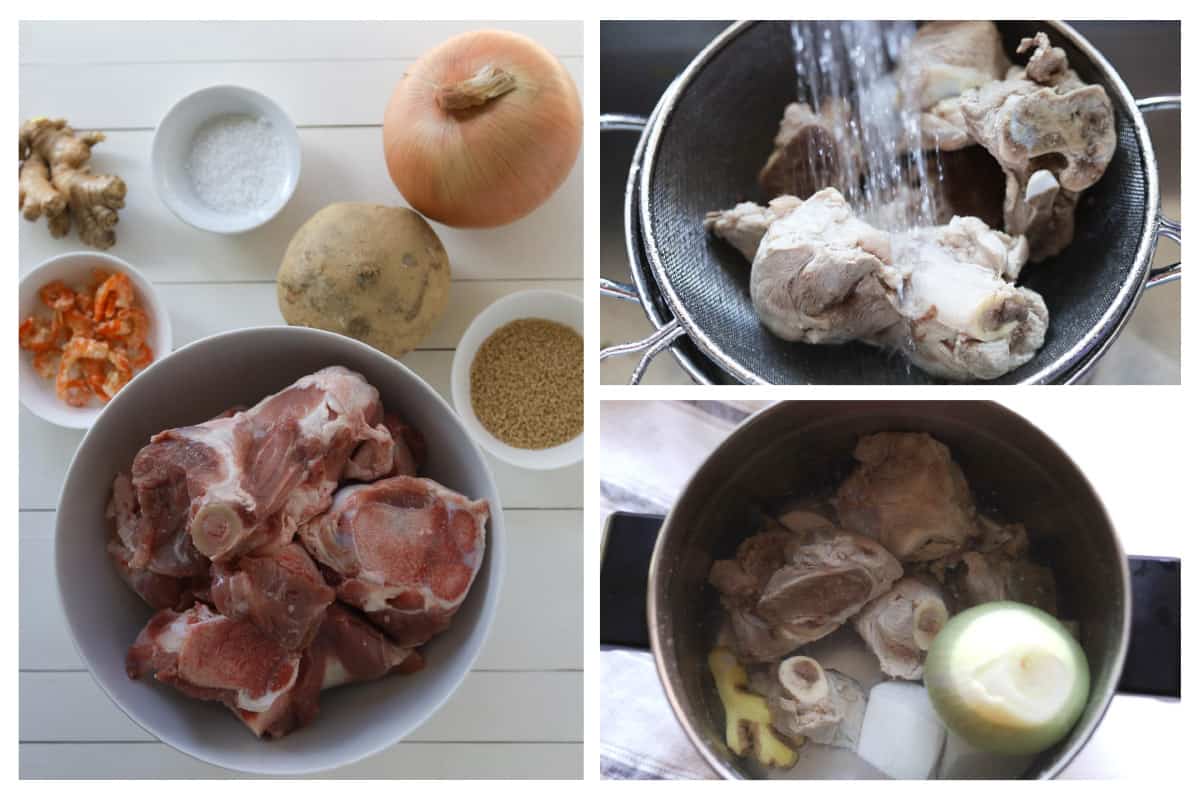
[708,646,800,769]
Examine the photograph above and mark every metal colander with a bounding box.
[601,21,1180,384]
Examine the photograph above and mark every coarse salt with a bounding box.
[186,114,286,213]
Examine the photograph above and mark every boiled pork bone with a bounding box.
[130,366,395,563]
[299,475,489,648]
[210,542,335,651]
[126,603,303,737]
[708,526,902,662]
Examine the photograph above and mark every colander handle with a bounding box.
[599,319,686,385]
[600,113,689,384]
[1136,96,1181,289]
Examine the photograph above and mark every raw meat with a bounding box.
[834,432,978,561]
[126,603,303,738]
[853,576,949,679]
[126,602,422,738]
[210,542,336,651]
[708,526,902,661]
[130,366,394,563]
[260,604,425,737]
[298,475,489,647]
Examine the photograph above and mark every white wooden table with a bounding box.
[19,21,582,779]
[600,400,1184,779]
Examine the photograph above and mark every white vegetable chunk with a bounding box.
[856,681,947,779]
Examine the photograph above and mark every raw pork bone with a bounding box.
[748,655,866,749]
[925,515,1058,615]
[126,603,302,738]
[127,602,421,738]
[899,22,1011,112]
[759,100,861,200]
[346,411,427,480]
[211,542,336,651]
[853,576,949,679]
[708,526,902,662]
[747,189,903,345]
[129,366,395,564]
[299,475,489,648]
[880,217,1047,382]
[107,471,210,610]
[835,432,978,562]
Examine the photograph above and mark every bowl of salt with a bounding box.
[152,85,301,234]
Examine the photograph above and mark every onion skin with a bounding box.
[924,601,1090,756]
[382,30,582,228]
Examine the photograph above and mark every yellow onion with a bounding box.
[382,30,582,228]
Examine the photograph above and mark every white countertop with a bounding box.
[599,399,1183,779]
[18,20,582,779]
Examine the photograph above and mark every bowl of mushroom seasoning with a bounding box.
[451,290,583,470]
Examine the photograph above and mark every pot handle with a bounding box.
[1136,96,1181,289]
[600,513,1181,699]
[599,113,688,385]
[1117,555,1180,697]
[600,511,662,649]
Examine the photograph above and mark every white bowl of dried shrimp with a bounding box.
[19,252,172,429]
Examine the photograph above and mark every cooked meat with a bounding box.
[853,576,949,679]
[299,475,489,647]
[898,22,1011,111]
[957,32,1115,261]
[746,189,903,345]
[834,432,978,561]
[928,516,1059,615]
[704,195,803,262]
[880,217,1047,381]
[749,655,867,749]
[759,100,861,199]
[708,526,902,662]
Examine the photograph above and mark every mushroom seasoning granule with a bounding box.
[470,318,583,449]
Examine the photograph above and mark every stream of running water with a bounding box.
[790,21,941,232]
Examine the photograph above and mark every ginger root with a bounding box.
[708,647,800,769]
[18,117,126,249]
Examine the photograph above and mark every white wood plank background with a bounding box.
[599,400,1184,780]
[19,20,582,779]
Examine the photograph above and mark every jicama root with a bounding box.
[18,117,126,249]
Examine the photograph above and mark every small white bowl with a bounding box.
[19,252,173,430]
[56,326,505,774]
[152,85,301,234]
[451,290,583,470]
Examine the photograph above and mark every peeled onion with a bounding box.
[382,30,582,228]
[923,601,1089,755]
